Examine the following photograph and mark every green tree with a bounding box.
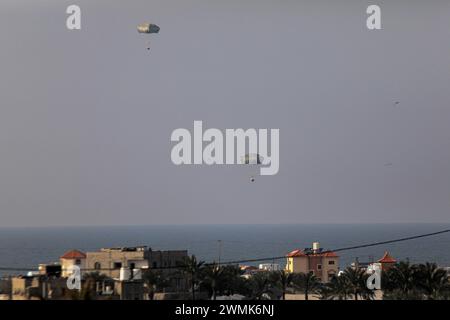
[382,261,420,299]
[341,267,368,300]
[270,270,295,300]
[179,255,205,300]
[202,263,224,300]
[319,275,350,300]
[292,272,320,300]
[248,272,278,300]
[142,269,170,300]
[414,262,449,300]
[67,271,113,300]
[220,265,250,297]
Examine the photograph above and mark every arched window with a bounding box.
[328,270,336,280]
[94,262,101,270]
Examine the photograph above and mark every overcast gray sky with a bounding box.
[1,0,450,227]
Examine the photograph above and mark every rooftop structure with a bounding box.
[378,251,397,264]
[60,249,86,260]
[60,249,87,277]
[286,242,339,282]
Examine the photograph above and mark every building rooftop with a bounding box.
[286,249,338,258]
[60,249,86,259]
[286,249,307,257]
[240,265,258,271]
[378,251,397,264]
[100,246,148,252]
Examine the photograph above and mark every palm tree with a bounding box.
[202,263,224,300]
[341,267,367,300]
[249,272,275,300]
[179,255,205,300]
[270,270,295,300]
[220,265,249,297]
[292,272,320,300]
[319,275,350,300]
[414,262,449,300]
[77,272,111,300]
[142,269,170,300]
[382,261,418,299]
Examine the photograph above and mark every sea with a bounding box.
[0,224,449,276]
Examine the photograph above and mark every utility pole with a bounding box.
[217,240,223,266]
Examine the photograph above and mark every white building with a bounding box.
[258,263,281,271]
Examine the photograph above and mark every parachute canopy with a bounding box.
[137,23,160,34]
[240,153,264,165]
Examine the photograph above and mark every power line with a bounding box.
[213,228,450,266]
[0,228,449,272]
[327,228,450,254]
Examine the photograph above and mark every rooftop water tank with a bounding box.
[119,267,131,281]
[312,242,320,252]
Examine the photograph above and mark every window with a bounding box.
[130,263,135,269]
[317,264,322,270]
[114,262,122,269]
[328,272,337,280]
[328,260,335,265]
[94,262,101,270]
[152,262,157,268]
[75,259,81,265]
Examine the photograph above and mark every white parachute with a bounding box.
[240,153,264,182]
[137,23,160,50]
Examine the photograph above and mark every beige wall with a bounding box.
[86,251,145,278]
[114,280,144,300]
[86,249,188,278]
[286,255,339,283]
[321,257,339,282]
[60,258,86,277]
[11,277,30,300]
[286,257,309,274]
[11,276,69,300]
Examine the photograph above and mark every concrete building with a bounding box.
[258,263,281,271]
[366,251,397,273]
[85,246,188,279]
[60,249,86,277]
[4,246,189,300]
[114,279,144,300]
[286,242,339,282]
[0,278,12,300]
[10,275,68,300]
[240,265,259,279]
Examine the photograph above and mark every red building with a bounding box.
[286,242,339,282]
[377,251,397,271]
